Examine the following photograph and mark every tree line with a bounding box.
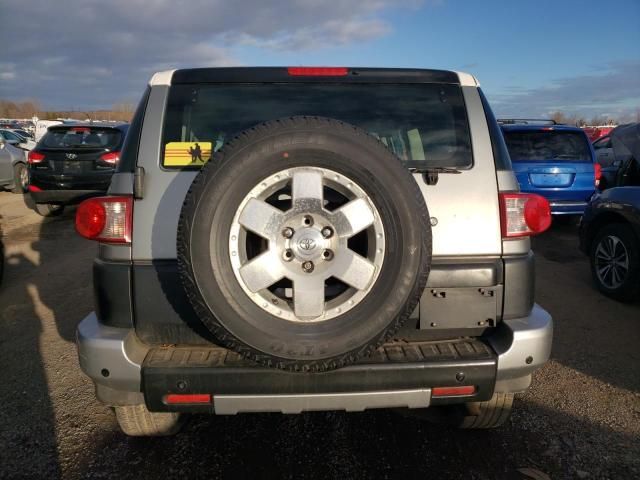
[0,99,135,122]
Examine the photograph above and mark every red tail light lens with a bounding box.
[28,151,45,163]
[499,193,551,238]
[75,196,132,243]
[164,394,212,405]
[432,386,476,397]
[100,151,120,165]
[287,67,348,76]
[594,163,602,187]
[28,185,42,192]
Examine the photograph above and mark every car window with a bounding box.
[40,127,122,149]
[594,136,611,149]
[161,83,473,170]
[1,130,21,142]
[503,130,591,162]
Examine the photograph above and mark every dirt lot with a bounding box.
[0,191,638,480]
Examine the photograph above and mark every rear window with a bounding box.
[41,127,122,150]
[503,130,591,162]
[161,83,473,169]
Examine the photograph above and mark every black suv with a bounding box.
[28,123,128,216]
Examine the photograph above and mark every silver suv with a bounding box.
[75,67,553,436]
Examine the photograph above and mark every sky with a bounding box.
[0,0,638,120]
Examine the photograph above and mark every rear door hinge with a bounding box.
[134,166,145,199]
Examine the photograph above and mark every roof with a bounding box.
[500,124,585,133]
[149,67,480,87]
[47,122,129,131]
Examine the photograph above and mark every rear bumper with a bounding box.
[77,305,552,413]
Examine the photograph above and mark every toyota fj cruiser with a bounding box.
[75,67,553,436]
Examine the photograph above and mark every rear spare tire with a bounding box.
[178,117,431,371]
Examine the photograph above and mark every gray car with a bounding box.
[74,67,554,436]
[0,137,28,193]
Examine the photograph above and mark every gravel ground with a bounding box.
[0,191,638,479]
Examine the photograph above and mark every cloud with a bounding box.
[0,0,420,109]
[490,61,640,122]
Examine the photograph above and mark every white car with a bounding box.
[0,129,36,151]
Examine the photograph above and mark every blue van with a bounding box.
[500,121,598,215]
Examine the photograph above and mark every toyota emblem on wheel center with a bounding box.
[299,237,316,251]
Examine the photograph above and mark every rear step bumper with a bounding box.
[141,340,496,413]
[77,305,552,413]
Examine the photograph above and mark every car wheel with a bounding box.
[114,405,184,437]
[11,163,28,194]
[35,203,65,217]
[395,393,514,429]
[178,116,432,372]
[590,223,640,301]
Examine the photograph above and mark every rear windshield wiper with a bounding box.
[408,166,462,185]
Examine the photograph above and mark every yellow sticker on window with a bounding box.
[164,142,212,167]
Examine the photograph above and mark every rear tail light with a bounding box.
[287,67,348,76]
[594,163,602,187]
[28,185,42,192]
[75,196,132,243]
[499,193,551,238]
[28,151,45,163]
[99,151,120,165]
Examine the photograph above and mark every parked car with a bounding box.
[593,123,640,190]
[501,121,598,216]
[0,136,28,193]
[7,128,34,140]
[0,129,36,151]
[580,123,640,301]
[34,120,63,141]
[27,123,128,216]
[73,67,553,437]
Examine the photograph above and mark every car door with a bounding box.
[593,136,619,188]
[0,140,14,184]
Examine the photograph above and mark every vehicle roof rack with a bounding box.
[497,118,558,125]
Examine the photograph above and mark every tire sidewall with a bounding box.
[180,119,431,366]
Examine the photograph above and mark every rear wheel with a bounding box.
[114,404,184,437]
[590,223,640,301]
[11,163,28,193]
[401,393,515,429]
[35,203,65,217]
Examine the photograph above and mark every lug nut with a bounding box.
[282,227,294,238]
[321,226,333,238]
[283,249,294,262]
[302,261,314,273]
[322,249,334,261]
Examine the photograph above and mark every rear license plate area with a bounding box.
[63,161,82,173]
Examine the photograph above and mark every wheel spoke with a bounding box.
[595,243,611,261]
[332,198,376,237]
[238,198,284,239]
[239,252,284,292]
[611,266,620,286]
[293,275,325,318]
[333,249,376,290]
[292,169,324,206]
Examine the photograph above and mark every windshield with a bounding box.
[503,130,591,162]
[41,127,122,149]
[161,83,473,169]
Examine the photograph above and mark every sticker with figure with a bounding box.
[164,141,212,166]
